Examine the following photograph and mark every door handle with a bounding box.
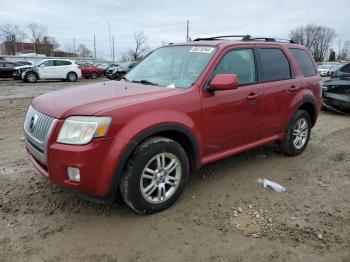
[247,93,258,100]
[288,85,299,92]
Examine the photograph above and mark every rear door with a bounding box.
[3,62,16,77]
[256,46,299,138]
[54,60,72,78]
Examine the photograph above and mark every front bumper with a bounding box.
[26,123,129,199]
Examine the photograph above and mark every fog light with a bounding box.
[67,167,80,182]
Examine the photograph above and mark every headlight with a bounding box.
[57,116,111,145]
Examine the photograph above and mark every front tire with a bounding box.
[279,110,311,156]
[24,72,37,83]
[90,72,98,79]
[120,137,189,214]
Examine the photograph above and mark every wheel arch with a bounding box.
[66,71,78,78]
[111,124,200,196]
[298,94,317,127]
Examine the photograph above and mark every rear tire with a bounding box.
[120,137,189,214]
[279,110,311,156]
[67,72,77,82]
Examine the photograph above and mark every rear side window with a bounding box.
[259,48,291,82]
[55,60,71,66]
[289,48,316,77]
[214,49,256,85]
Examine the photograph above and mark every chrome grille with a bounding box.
[24,106,57,164]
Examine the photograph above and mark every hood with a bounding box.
[14,65,32,70]
[32,81,182,119]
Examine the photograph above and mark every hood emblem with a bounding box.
[29,114,38,132]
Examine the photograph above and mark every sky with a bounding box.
[0,0,349,60]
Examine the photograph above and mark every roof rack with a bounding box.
[193,35,295,44]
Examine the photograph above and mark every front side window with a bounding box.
[289,48,316,77]
[125,45,217,89]
[40,60,54,67]
[214,49,256,85]
[259,48,291,82]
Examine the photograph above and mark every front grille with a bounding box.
[24,106,57,164]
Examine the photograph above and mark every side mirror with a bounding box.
[208,74,239,91]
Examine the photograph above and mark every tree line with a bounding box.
[0,22,348,62]
[290,23,348,61]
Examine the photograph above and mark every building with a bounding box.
[0,41,34,55]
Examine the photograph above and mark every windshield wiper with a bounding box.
[132,79,159,86]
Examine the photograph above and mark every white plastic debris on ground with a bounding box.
[257,178,286,192]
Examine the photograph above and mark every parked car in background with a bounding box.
[21,59,81,83]
[0,61,21,78]
[331,63,350,79]
[105,63,120,77]
[106,61,139,80]
[78,63,104,79]
[95,63,109,76]
[329,64,342,76]
[317,65,331,76]
[24,35,321,213]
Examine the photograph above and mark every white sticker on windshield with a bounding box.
[189,46,215,53]
[166,83,176,88]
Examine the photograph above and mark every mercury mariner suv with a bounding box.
[24,35,322,213]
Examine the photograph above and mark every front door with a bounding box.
[201,47,263,156]
[38,60,55,79]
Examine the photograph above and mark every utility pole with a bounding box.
[108,19,112,61]
[73,36,76,56]
[186,20,189,42]
[93,33,97,62]
[112,36,115,62]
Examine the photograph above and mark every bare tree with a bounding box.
[27,23,47,54]
[0,23,26,55]
[40,36,59,56]
[290,24,336,62]
[77,44,92,58]
[129,31,148,61]
[337,39,349,60]
[120,52,130,62]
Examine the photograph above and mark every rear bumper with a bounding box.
[26,135,129,200]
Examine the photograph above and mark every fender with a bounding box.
[108,123,200,197]
[283,89,317,131]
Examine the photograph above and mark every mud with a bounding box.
[0,79,349,262]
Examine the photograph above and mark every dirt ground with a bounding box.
[0,78,349,262]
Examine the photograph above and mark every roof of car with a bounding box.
[173,35,304,49]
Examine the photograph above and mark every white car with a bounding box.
[317,65,331,76]
[21,59,82,83]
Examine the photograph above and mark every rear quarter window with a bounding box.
[289,48,316,77]
[259,48,292,82]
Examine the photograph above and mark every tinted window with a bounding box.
[55,60,71,66]
[289,48,316,77]
[214,49,256,85]
[4,63,15,68]
[259,48,291,81]
[40,60,54,67]
[340,64,350,73]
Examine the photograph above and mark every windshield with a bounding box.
[125,45,217,88]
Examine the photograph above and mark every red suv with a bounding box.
[78,63,103,79]
[24,35,322,213]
